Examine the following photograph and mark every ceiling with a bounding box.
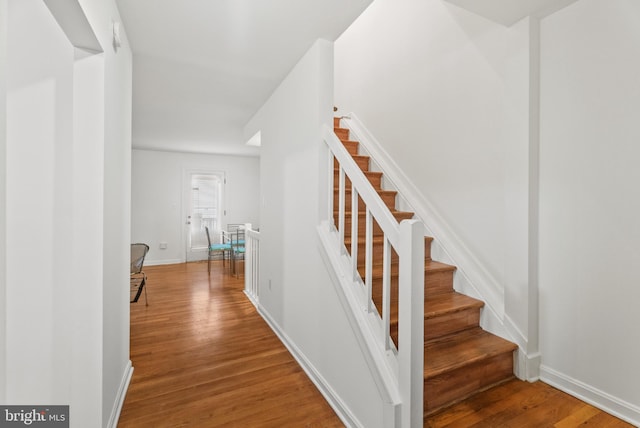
[444,0,579,26]
[115,0,373,156]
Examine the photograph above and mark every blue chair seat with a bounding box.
[206,226,232,273]
[210,243,231,251]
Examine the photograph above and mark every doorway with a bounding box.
[184,171,225,262]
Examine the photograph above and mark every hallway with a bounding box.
[119,261,343,427]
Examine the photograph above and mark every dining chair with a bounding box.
[205,226,231,274]
[230,228,246,277]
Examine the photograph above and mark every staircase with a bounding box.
[333,117,518,418]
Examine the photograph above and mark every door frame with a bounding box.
[182,168,226,262]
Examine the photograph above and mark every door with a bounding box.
[184,171,225,262]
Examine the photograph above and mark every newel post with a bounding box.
[397,219,424,427]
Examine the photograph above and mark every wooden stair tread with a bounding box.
[425,260,456,273]
[334,168,381,175]
[334,187,397,197]
[334,170,384,189]
[342,236,438,253]
[335,210,414,220]
[425,292,484,319]
[388,291,483,326]
[368,259,455,277]
[424,328,517,379]
[340,139,359,145]
[344,235,387,246]
[342,154,368,161]
[334,155,370,171]
[334,127,349,136]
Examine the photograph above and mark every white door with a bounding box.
[185,171,225,262]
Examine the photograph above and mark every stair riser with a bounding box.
[335,128,349,140]
[425,309,480,342]
[336,216,424,249]
[350,259,451,291]
[347,235,432,261]
[334,171,382,189]
[348,242,400,267]
[335,213,431,261]
[335,157,369,172]
[390,308,482,346]
[333,117,341,128]
[425,352,514,414]
[341,140,359,156]
[424,239,433,261]
[333,192,396,212]
[366,265,455,296]
[370,268,454,302]
[341,216,385,238]
[426,270,455,295]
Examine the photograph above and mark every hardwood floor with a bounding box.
[120,261,634,427]
[118,261,342,427]
[425,378,634,427]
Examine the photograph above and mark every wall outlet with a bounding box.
[159,242,168,249]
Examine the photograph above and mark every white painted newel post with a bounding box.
[397,219,425,428]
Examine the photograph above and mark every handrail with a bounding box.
[322,123,424,427]
[324,127,400,248]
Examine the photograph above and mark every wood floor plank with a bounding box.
[119,261,343,427]
[425,378,634,428]
[120,262,635,427]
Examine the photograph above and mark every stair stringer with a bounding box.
[341,113,536,380]
[317,221,403,427]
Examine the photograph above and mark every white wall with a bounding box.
[335,0,510,293]
[6,0,76,406]
[334,0,538,360]
[539,0,640,423]
[244,39,386,428]
[0,0,7,404]
[92,0,133,425]
[2,0,132,426]
[131,149,260,265]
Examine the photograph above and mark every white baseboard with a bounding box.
[540,365,640,426]
[144,258,183,266]
[107,360,134,428]
[503,314,540,381]
[256,305,363,428]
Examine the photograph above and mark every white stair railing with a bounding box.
[322,124,425,427]
[244,225,260,305]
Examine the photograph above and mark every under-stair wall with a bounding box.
[243,39,390,428]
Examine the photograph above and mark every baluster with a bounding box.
[382,236,392,350]
[328,154,335,229]
[351,184,359,281]
[365,209,373,312]
[338,166,346,254]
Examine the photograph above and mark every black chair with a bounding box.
[205,226,231,273]
[130,243,150,305]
